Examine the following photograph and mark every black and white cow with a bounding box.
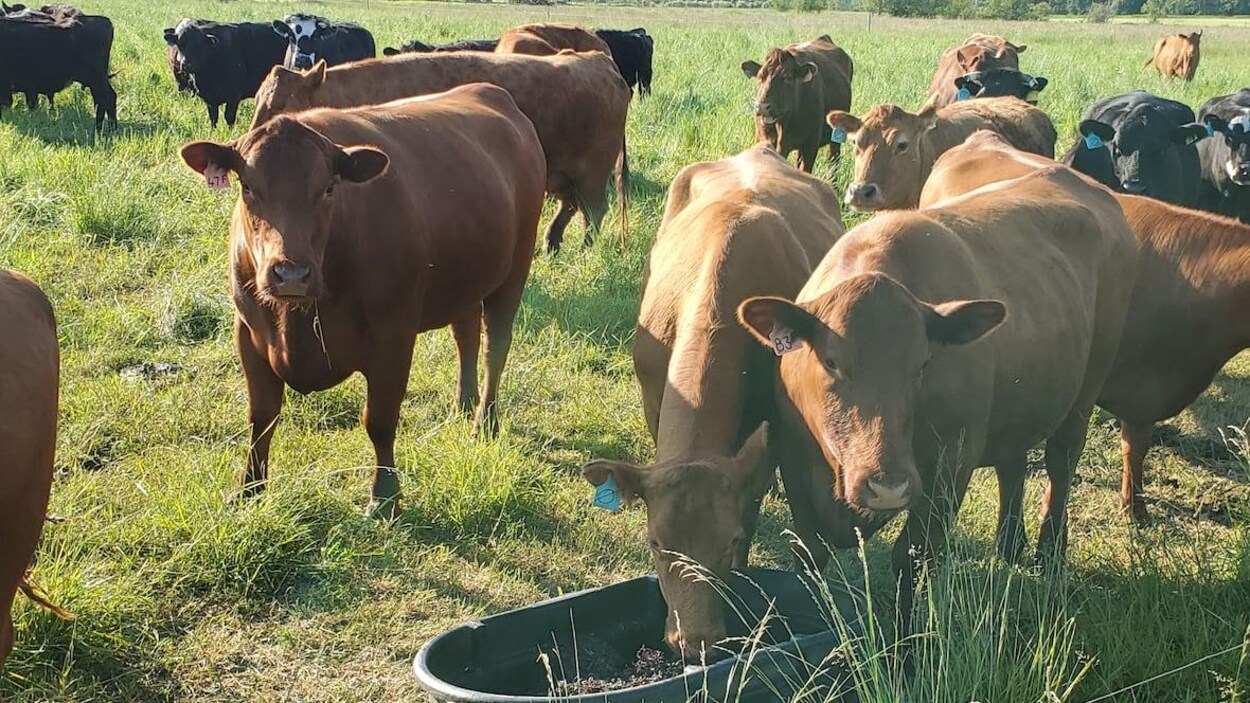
[381,37,499,56]
[273,14,374,71]
[163,18,287,128]
[594,28,654,96]
[0,5,117,130]
[953,67,1047,105]
[1197,89,1250,223]
[1061,90,1209,206]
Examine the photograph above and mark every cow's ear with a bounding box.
[336,146,389,183]
[954,75,981,96]
[383,47,398,56]
[308,60,328,87]
[956,46,983,71]
[1204,114,1230,136]
[741,60,762,79]
[925,299,1006,346]
[1173,122,1212,146]
[916,99,940,130]
[180,141,239,175]
[738,296,820,354]
[801,62,818,83]
[582,459,648,506]
[1032,76,1049,92]
[1012,43,1027,53]
[728,423,775,501]
[163,28,176,45]
[825,110,862,133]
[1078,119,1115,144]
[272,20,291,38]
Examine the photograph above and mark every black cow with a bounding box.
[163,18,286,128]
[273,14,374,71]
[381,37,499,56]
[953,67,1047,104]
[1061,90,1208,206]
[595,28,653,96]
[0,7,117,130]
[1196,89,1250,223]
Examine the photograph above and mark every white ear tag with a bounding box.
[770,324,801,356]
[204,164,231,190]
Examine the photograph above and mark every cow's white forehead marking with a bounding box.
[1230,113,1250,131]
[289,18,317,38]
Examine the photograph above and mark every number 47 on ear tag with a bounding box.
[770,324,800,356]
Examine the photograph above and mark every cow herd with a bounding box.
[3,12,1250,678]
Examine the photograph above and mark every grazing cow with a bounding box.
[494,23,611,56]
[1062,91,1209,206]
[922,130,1250,525]
[179,84,546,517]
[0,8,117,130]
[1144,31,1201,81]
[251,52,629,253]
[382,38,499,56]
[273,14,375,71]
[954,68,1047,104]
[168,44,194,93]
[739,159,1137,630]
[928,33,1025,108]
[0,270,65,671]
[595,28,654,95]
[740,36,854,173]
[1196,89,1250,223]
[584,146,843,662]
[163,19,287,128]
[828,96,1056,211]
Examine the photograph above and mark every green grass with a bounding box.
[2,1,1249,700]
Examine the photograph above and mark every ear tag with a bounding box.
[955,87,972,101]
[1083,133,1105,150]
[831,127,847,144]
[592,476,622,512]
[1206,123,1216,138]
[204,164,231,190]
[770,324,801,356]
[1024,90,1040,103]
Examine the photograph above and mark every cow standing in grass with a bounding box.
[1197,89,1250,223]
[0,270,68,670]
[583,146,843,662]
[595,28,654,95]
[928,33,1025,108]
[1144,31,1201,81]
[741,36,853,173]
[273,14,375,71]
[828,96,1055,211]
[163,18,287,128]
[179,84,546,518]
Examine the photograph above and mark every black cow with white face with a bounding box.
[1061,91,1209,206]
[273,14,374,71]
[163,19,287,128]
[1197,89,1250,223]
[595,28,654,96]
[953,68,1047,104]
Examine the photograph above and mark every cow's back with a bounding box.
[941,98,1057,158]
[795,36,853,112]
[496,23,610,56]
[0,269,58,667]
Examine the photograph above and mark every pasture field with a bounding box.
[1,2,1249,701]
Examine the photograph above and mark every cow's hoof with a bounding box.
[229,481,267,504]
[367,495,401,521]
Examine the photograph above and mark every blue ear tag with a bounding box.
[1083,133,1104,150]
[593,476,622,512]
[1206,123,1217,138]
[831,127,847,144]
[955,87,972,101]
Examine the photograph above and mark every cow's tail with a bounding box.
[615,134,629,250]
[18,575,75,621]
[1142,55,1154,68]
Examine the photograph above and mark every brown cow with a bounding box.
[922,130,1250,524]
[495,23,610,56]
[827,96,1056,211]
[1,269,66,670]
[740,36,854,173]
[1144,31,1201,81]
[251,51,629,253]
[180,83,547,517]
[583,145,843,662]
[739,161,1137,629]
[928,33,1025,108]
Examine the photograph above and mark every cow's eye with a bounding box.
[322,184,335,198]
[895,140,910,153]
[240,182,252,196]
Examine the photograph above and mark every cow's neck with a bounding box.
[1152,211,1250,355]
[654,327,756,465]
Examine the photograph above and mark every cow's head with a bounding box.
[275,14,330,70]
[1186,30,1202,46]
[1083,107,1210,196]
[582,425,774,663]
[166,23,218,73]
[1065,120,1120,190]
[954,69,1047,104]
[179,117,388,304]
[828,103,939,211]
[1203,113,1250,186]
[741,48,818,127]
[739,276,1006,522]
[252,62,327,128]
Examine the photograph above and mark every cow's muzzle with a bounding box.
[844,182,884,211]
[268,260,313,299]
[1227,161,1250,187]
[292,53,315,70]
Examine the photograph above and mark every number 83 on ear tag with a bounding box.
[770,324,800,356]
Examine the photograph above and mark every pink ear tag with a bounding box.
[204,164,231,190]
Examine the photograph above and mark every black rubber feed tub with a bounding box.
[414,568,861,703]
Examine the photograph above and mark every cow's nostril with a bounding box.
[273,262,311,286]
[863,477,912,510]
